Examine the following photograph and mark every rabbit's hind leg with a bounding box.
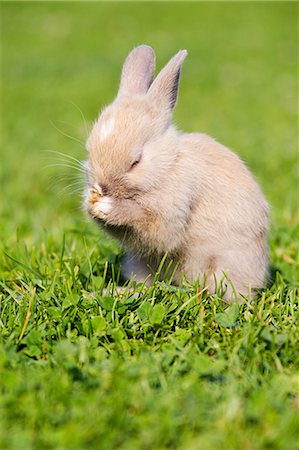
[121,251,154,285]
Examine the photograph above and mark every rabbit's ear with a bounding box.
[148,50,187,110]
[118,45,156,97]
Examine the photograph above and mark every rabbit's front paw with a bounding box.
[86,186,113,220]
[93,196,113,216]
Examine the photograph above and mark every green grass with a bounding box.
[1,2,298,449]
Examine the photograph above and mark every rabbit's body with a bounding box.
[84,46,269,301]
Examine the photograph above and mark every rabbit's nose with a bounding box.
[100,184,109,196]
[94,183,108,196]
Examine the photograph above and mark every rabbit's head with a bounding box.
[85,45,187,199]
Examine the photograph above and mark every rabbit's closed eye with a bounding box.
[129,157,141,171]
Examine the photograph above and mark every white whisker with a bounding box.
[70,101,90,139]
[43,150,85,166]
[50,121,85,148]
[45,163,85,174]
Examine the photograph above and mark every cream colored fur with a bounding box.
[84,45,269,301]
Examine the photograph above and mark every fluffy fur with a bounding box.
[84,45,269,301]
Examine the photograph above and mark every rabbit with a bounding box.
[84,45,269,302]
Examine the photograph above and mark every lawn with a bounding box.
[0,2,298,449]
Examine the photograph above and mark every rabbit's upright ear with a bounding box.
[148,50,187,110]
[118,45,156,97]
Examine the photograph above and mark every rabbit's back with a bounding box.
[174,132,269,295]
[180,132,268,226]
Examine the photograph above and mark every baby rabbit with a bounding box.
[84,45,269,301]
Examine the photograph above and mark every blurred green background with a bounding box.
[1,3,298,449]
